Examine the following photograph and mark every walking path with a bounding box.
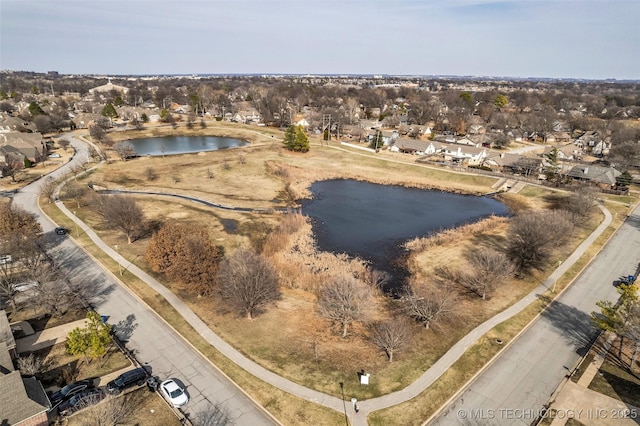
[43,135,619,424]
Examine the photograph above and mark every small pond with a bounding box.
[126,135,248,156]
[300,179,510,291]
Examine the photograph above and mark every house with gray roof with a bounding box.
[391,138,444,155]
[0,132,47,166]
[567,165,621,187]
[0,311,50,425]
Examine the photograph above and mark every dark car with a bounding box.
[49,379,94,406]
[58,388,104,416]
[105,367,147,394]
[55,227,67,235]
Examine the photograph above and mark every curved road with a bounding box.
[10,135,276,425]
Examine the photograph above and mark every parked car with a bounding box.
[49,379,94,406]
[105,367,147,394]
[59,388,104,416]
[160,379,189,407]
[55,227,67,235]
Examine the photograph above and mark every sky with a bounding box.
[1,0,639,80]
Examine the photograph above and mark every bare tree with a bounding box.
[95,195,145,244]
[39,177,57,203]
[79,393,136,426]
[87,145,106,163]
[88,123,107,143]
[1,156,24,183]
[507,209,573,274]
[17,353,44,376]
[318,274,373,337]
[564,187,598,223]
[217,248,280,319]
[63,180,88,208]
[401,281,457,330]
[460,248,515,300]
[144,166,157,181]
[112,141,137,161]
[370,317,413,362]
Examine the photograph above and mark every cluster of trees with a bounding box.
[0,202,88,316]
[145,223,279,319]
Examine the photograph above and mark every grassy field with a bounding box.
[38,121,638,424]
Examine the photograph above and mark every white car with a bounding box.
[160,379,188,407]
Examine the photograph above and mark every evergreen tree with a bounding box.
[616,170,633,188]
[102,103,118,119]
[591,283,638,361]
[494,94,508,108]
[28,101,44,116]
[369,130,384,150]
[544,147,560,182]
[283,125,310,152]
[66,311,113,362]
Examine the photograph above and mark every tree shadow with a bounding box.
[539,296,598,356]
[114,314,138,342]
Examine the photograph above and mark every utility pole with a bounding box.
[322,114,332,144]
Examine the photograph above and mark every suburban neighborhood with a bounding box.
[0,69,639,426]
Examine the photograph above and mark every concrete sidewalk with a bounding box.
[15,319,86,353]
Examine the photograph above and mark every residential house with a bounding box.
[0,310,51,426]
[483,152,525,172]
[468,124,486,135]
[442,145,487,165]
[506,129,524,142]
[542,144,580,161]
[0,132,47,165]
[483,152,543,177]
[391,138,444,155]
[567,165,621,188]
[0,117,37,134]
[69,113,102,129]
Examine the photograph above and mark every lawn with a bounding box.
[588,356,640,408]
[25,341,132,390]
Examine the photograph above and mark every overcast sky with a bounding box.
[1,0,638,80]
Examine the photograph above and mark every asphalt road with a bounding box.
[10,136,275,425]
[431,206,640,425]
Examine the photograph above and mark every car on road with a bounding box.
[48,379,94,406]
[58,388,104,416]
[55,227,67,235]
[160,379,189,407]
[105,367,147,394]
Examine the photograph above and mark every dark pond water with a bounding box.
[300,179,510,291]
[127,135,248,156]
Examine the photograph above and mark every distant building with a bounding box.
[88,78,129,97]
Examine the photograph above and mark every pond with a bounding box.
[126,135,248,156]
[300,179,510,292]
